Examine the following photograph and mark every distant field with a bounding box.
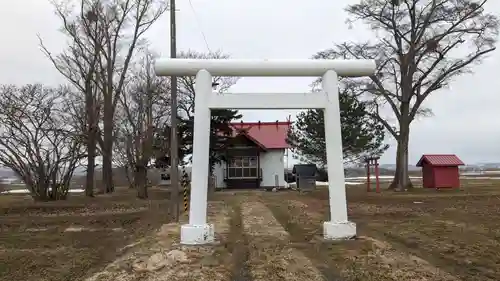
[3,172,500,194]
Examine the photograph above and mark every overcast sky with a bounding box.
[1,0,499,165]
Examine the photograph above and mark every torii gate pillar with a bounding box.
[155,58,376,245]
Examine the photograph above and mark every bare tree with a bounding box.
[115,50,170,198]
[63,93,103,190]
[96,0,167,194]
[314,0,499,190]
[177,50,239,119]
[150,50,240,167]
[40,0,105,197]
[0,85,86,201]
[43,0,168,194]
[175,50,242,173]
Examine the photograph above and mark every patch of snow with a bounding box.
[314,181,364,186]
[25,228,49,232]
[344,175,500,181]
[64,226,124,232]
[1,188,84,195]
[345,176,422,180]
[346,182,365,185]
[65,227,85,232]
[0,189,30,194]
[461,177,500,180]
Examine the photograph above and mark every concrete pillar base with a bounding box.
[323,221,356,240]
[180,223,215,245]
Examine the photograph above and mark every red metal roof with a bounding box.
[230,121,291,149]
[416,154,464,167]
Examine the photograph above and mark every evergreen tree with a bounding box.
[287,86,387,167]
[176,109,242,173]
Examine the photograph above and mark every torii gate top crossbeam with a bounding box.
[154,58,376,77]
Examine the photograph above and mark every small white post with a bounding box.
[180,69,215,245]
[322,70,356,239]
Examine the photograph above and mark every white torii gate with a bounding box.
[154,58,376,245]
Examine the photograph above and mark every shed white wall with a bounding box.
[213,162,226,188]
[211,149,286,188]
[259,149,286,188]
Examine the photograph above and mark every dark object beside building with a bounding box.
[284,170,296,183]
[292,164,318,192]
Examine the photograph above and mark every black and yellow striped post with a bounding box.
[183,183,188,212]
[181,167,189,213]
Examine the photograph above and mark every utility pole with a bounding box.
[169,0,180,222]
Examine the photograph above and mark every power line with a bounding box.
[187,0,211,52]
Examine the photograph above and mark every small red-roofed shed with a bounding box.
[416,154,464,189]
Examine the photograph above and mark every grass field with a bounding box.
[1,180,500,281]
[0,187,172,281]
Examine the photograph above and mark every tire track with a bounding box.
[265,201,344,281]
[241,200,326,281]
[227,202,253,281]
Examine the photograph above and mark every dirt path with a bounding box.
[225,201,252,281]
[239,199,325,281]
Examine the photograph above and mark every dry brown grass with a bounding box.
[0,189,237,281]
[240,199,325,281]
[3,181,500,281]
[261,183,500,281]
[0,188,172,281]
